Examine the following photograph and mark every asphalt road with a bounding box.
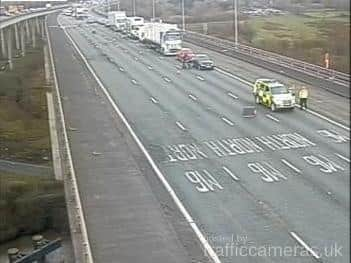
[57,14,349,263]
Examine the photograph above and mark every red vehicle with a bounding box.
[176,48,195,62]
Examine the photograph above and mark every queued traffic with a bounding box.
[61,6,310,113]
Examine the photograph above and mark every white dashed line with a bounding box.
[281,159,301,174]
[147,65,153,70]
[119,67,125,72]
[163,77,171,83]
[266,114,280,122]
[290,232,320,260]
[222,166,239,181]
[134,57,139,61]
[176,121,187,131]
[216,67,349,131]
[188,94,198,101]
[196,75,205,81]
[227,92,238,99]
[335,153,350,163]
[131,79,138,85]
[221,117,235,126]
[61,25,221,263]
[150,97,158,104]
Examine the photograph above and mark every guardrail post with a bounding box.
[0,28,6,58]
[7,29,13,70]
[14,23,20,50]
[20,23,26,57]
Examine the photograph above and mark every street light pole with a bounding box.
[152,0,155,20]
[181,0,185,31]
[132,0,136,16]
[234,0,238,45]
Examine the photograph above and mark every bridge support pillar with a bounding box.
[31,20,36,48]
[14,23,20,50]
[20,23,26,56]
[25,19,30,43]
[0,28,6,58]
[7,29,13,70]
[36,17,40,34]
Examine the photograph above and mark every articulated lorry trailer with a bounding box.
[107,11,127,31]
[138,22,182,55]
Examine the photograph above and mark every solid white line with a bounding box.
[227,92,238,99]
[196,75,205,81]
[335,153,350,163]
[150,97,158,104]
[290,232,320,260]
[222,166,239,181]
[188,94,198,101]
[61,26,221,263]
[49,20,94,262]
[176,121,187,131]
[221,117,235,126]
[281,159,301,174]
[216,67,350,131]
[215,67,252,85]
[266,114,280,122]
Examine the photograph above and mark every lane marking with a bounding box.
[134,56,139,61]
[266,114,280,122]
[49,19,94,262]
[188,94,198,101]
[215,67,252,86]
[215,68,350,131]
[131,79,138,85]
[281,159,301,174]
[227,92,238,99]
[176,121,187,131]
[335,153,350,163]
[147,65,153,70]
[61,25,221,263]
[150,97,158,104]
[222,166,239,181]
[221,117,235,126]
[119,67,125,72]
[290,232,320,260]
[196,75,205,81]
[163,76,171,83]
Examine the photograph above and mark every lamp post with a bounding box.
[132,0,136,16]
[152,0,155,20]
[233,0,238,45]
[181,0,185,31]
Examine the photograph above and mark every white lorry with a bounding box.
[125,16,144,39]
[139,22,182,55]
[107,11,127,31]
[73,6,88,20]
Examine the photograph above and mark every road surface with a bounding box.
[53,13,350,263]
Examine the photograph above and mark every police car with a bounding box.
[253,79,295,111]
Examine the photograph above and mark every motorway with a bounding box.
[54,13,349,263]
